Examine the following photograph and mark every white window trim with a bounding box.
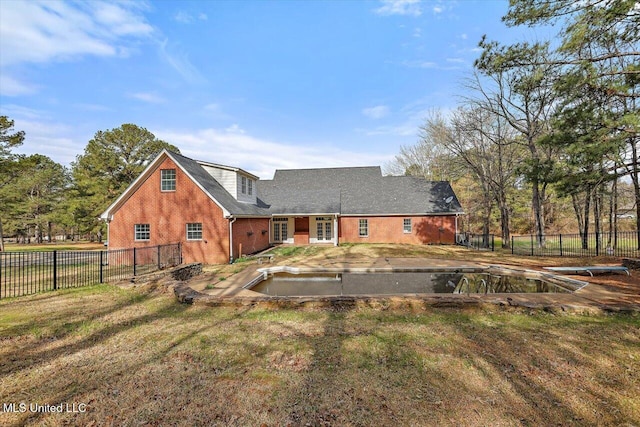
[403,218,412,234]
[160,169,176,192]
[186,223,203,241]
[134,224,150,241]
[241,176,247,194]
[248,179,253,196]
[358,219,369,238]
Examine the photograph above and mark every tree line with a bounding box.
[387,0,639,248]
[0,119,178,251]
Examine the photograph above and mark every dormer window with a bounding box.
[248,179,253,195]
[241,176,247,194]
[161,169,176,191]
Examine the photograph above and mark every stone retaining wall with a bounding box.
[132,263,203,284]
[170,263,203,281]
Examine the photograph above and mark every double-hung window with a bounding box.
[358,219,369,237]
[161,169,176,191]
[248,179,253,196]
[186,223,203,240]
[135,224,150,241]
[403,218,412,233]
[241,176,247,194]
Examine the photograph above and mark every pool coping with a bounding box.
[168,256,639,313]
[244,264,590,294]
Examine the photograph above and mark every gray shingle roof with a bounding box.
[257,166,463,216]
[170,151,271,216]
[173,152,463,217]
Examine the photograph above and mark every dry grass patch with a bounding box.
[3,242,105,252]
[0,285,638,426]
[266,243,627,270]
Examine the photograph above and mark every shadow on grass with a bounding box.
[284,300,356,425]
[273,307,639,426]
[1,288,254,427]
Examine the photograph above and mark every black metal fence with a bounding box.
[455,233,495,251]
[511,231,640,257]
[0,243,182,299]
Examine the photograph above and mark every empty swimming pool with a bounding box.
[246,267,584,297]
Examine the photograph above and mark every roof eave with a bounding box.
[197,160,259,180]
[339,211,464,216]
[101,149,233,220]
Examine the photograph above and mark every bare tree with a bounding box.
[472,46,559,247]
[420,108,522,247]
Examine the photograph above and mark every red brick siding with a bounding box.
[339,216,456,244]
[107,157,231,264]
[232,218,271,259]
[294,217,310,244]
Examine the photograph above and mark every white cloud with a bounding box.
[0,1,205,92]
[201,103,233,121]
[356,124,416,137]
[0,75,38,96]
[433,5,443,14]
[174,10,207,23]
[155,128,390,180]
[362,105,390,120]
[0,1,153,67]
[174,11,193,24]
[374,0,422,17]
[356,98,456,139]
[446,57,465,63]
[129,92,166,104]
[225,124,245,134]
[460,33,468,40]
[2,110,84,166]
[0,104,50,121]
[0,1,154,95]
[413,28,422,38]
[157,39,206,84]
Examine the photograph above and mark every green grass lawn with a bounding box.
[1,284,638,426]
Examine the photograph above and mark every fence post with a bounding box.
[157,245,162,270]
[133,247,137,276]
[99,251,104,284]
[178,242,183,264]
[511,236,514,254]
[559,234,563,257]
[53,250,57,290]
[491,234,494,252]
[530,234,534,256]
[595,231,600,256]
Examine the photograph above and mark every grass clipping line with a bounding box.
[0,283,638,426]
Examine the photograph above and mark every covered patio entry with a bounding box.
[271,215,338,246]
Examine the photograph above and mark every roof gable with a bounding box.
[101,150,270,220]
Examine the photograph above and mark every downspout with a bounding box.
[455,214,459,240]
[229,216,237,264]
[106,218,110,249]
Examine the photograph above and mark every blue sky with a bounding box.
[0,0,546,179]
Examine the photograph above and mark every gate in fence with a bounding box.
[0,243,182,299]
[455,233,495,251]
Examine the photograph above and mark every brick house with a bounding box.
[101,150,464,264]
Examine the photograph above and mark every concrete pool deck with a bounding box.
[178,257,640,312]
